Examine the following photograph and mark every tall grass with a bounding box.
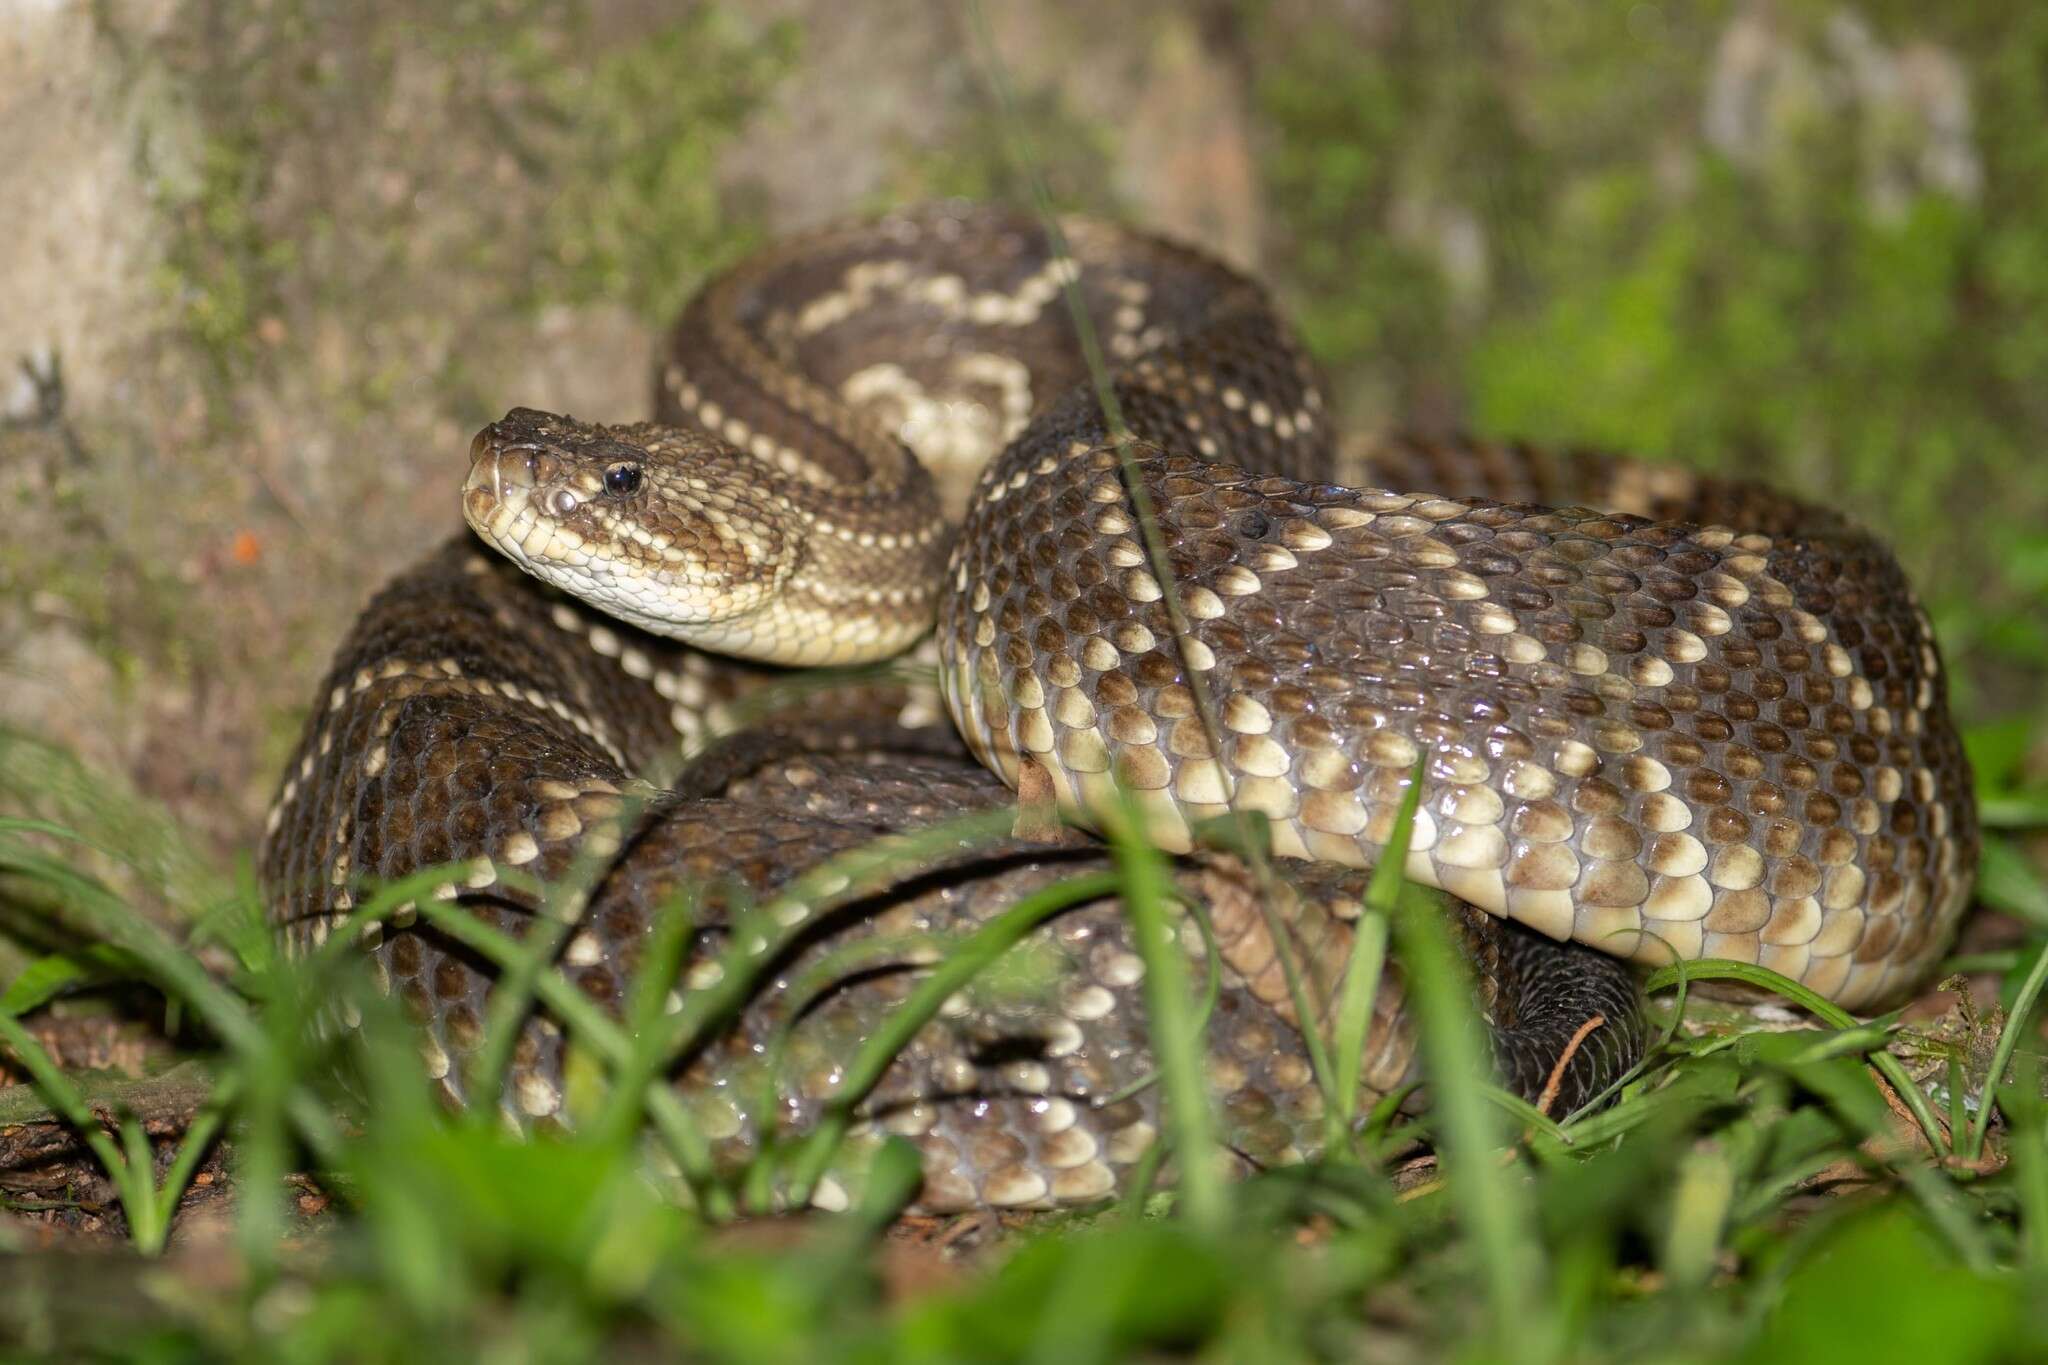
[4,734,2042,1360]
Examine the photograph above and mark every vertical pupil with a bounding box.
[607,465,640,495]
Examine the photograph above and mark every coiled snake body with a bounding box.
[262,204,1976,1210]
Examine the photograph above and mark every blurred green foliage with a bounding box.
[1246,1,2048,718]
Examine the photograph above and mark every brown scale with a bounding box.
[1343,433,1878,542]
[267,544,1631,1209]
[262,558,1633,1208]
[945,424,1976,1009]
[264,202,1965,1212]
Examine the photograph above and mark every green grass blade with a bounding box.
[116,1117,166,1251]
[782,870,1121,1208]
[1391,881,1546,1358]
[0,835,264,1059]
[2007,1052,2048,1271]
[1103,795,1225,1230]
[1980,790,2048,830]
[410,895,726,1216]
[1644,958,1949,1156]
[1662,1140,1735,1291]
[1964,931,2048,1162]
[0,944,149,1015]
[0,1008,174,1253]
[1979,835,2048,927]
[591,887,700,1149]
[1329,759,1424,1151]
[151,1085,230,1248]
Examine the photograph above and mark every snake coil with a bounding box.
[262,203,1975,1211]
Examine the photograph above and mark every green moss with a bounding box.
[883,84,1120,216]
[514,10,801,324]
[0,419,194,692]
[1247,21,1456,419]
[156,130,298,385]
[134,0,797,396]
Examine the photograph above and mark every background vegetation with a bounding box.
[0,0,2043,1360]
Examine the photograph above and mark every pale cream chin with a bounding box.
[677,595,932,667]
[474,526,917,666]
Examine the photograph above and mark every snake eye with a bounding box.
[603,462,644,498]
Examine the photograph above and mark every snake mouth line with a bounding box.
[463,477,559,578]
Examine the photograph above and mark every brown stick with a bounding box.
[1534,1014,1607,1119]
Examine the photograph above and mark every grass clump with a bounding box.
[0,697,2042,1364]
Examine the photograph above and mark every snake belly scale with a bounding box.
[262,202,1975,1210]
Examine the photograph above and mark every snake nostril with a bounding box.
[1234,511,1271,540]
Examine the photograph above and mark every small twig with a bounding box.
[3,351,89,469]
[930,1210,995,1252]
[1534,1014,1607,1119]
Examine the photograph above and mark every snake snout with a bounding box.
[467,419,579,513]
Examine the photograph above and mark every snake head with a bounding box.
[464,407,806,645]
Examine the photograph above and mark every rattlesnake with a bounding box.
[261,203,1975,1209]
